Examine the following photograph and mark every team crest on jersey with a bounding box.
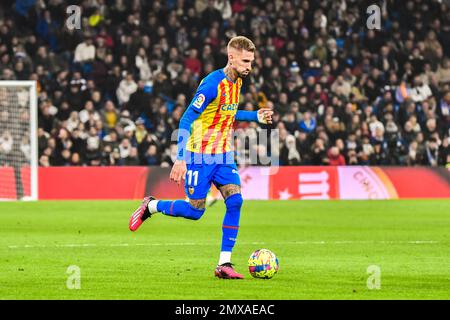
[188,187,195,195]
[193,94,205,109]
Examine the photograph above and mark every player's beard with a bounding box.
[238,70,250,78]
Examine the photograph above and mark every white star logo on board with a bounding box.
[278,188,292,200]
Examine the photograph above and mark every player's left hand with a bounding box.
[257,108,274,124]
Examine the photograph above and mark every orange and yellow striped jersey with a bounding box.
[186,69,242,154]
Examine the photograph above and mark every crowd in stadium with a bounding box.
[0,0,449,167]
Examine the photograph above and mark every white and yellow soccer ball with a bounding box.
[248,249,279,279]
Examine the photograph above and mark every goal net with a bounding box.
[0,81,38,200]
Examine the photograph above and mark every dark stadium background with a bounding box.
[0,0,448,169]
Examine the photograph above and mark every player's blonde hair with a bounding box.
[227,36,256,53]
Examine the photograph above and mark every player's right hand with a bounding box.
[170,160,187,185]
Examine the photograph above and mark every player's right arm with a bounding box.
[235,109,273,124]
[170,78,218,185]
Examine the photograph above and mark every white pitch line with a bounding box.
[4,240,443,250]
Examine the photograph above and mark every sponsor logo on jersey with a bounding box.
[193,94,205,109]
[221,103,238,112]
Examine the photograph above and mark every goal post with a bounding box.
[0,81,38,201]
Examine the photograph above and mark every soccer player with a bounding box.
[129,36,273,279]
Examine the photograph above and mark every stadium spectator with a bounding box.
[116,72,138,106]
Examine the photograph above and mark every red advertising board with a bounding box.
[0,166,444,200]
[38,167,149,200]
[268,166,339,200]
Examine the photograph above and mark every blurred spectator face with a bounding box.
[348,150,358,163]
[40,145,52,156]
[95,120,103,130]
[93,88,105,103]
[189,49,198,59]
[345,103,353,114]
[15,61,24,72]
[303,111,312,121]
[271,68,279,78]
[72,128,80,138]
[84,101,94,111]
[285,112,295,122]
[148,145,157,156]
[428,139,438,151]
[325,106,334,116]
[315,138,324,150]
[105,54,114,64]
[416,132,424,143]
[62,149,71,160]
[176,94,186,106]
[172,106,183,121]
[404,121,413,132]
[47,138,56,149]
[314,84,322,94]
[87,80,95,90]
[124,127,134,138]
[375,127,384,139]
[306,76,315,86]
[71,153,80,164]
[299,96,307,106]
[374,143,382,153]
[1,110,9,121]
[39,155,50,167]
[290,102,299,113]
[105,101,115,112]
[89,127,97,137]
[121,138,130,149]
[109,131,118,141]
[443,92,450,104]
[278,128,288,141]
[58,128,69,140]
[130,147,138,158]
[426,118,436,131]
[263,57,272,68]
[70,85,79,93]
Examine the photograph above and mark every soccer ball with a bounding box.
[248,249,279,279]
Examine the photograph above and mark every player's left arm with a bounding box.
[235,108,273,124]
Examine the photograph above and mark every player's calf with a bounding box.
[149,198,206,220]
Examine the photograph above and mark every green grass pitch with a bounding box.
[0,199,449,300]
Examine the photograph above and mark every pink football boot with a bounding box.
[214,263,244,279]
[129,196,155,231]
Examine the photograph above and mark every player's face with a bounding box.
[231,49,255,78]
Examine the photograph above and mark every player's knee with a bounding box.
[186,204,205,220]
[225,193,243,212]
